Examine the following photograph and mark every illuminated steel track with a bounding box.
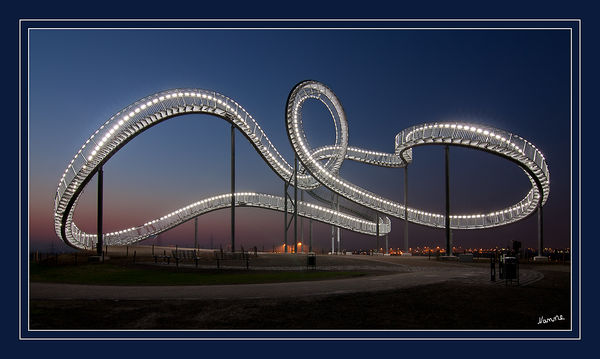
[54,80,549,249]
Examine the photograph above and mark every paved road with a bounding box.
[29,267,543,301]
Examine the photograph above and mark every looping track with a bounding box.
[54,80,549,249]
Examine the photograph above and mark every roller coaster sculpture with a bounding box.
[54,81,550,251]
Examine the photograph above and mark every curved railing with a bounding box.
[69,192,391,250]
[54,80,549,249]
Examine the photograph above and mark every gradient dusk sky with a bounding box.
[28,28,571,252]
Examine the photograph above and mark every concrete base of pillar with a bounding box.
[439,255,458,261]
[534,256,549,262]
[401,253,412,256]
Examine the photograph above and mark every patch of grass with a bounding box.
[29,263,368,286]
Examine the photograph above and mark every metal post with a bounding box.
[445,145,452,256]
[336,195,340,254]
[300,190,304,253]
[331,193,335,254]
[385,234,389,255]
[294,157,298,254]
[309,218,313,253]
[337,228,341,255]
[404,165,409,253]
[376,213,379,254]
[231,125,235,252]
[538,204,544,257]
[284,182,288,253]
[96,166,103,256]
[194,217,198,249]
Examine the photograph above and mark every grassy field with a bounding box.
[29,262,369,286]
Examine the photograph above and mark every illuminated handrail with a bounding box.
[54,81,549,249]
[69,193,390,249]
[287,81,549,229]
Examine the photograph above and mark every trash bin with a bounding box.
[499,255,519,285]
[503,256,517,280]
[307,252,316,269]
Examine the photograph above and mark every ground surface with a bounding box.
[28,249,571,330]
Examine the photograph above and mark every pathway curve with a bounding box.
[30,265,544,301]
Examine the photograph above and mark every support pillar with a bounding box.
[445,145,453,257]
[331,224,335,254]
[336,195,340,254]
[404,166,409,252]
[534,204,548,261]
[300,190,304,253]
[284,181,288,253]
[231,125,235,252]
[96,166,103,256]
[194,217,198,249]
[376,213,379,254]
[403,165,411,256]
[538,205,543,253]
[294,157,298,253]
[331,193,335,254]
[385,234,389,255]
[309,218,313,253]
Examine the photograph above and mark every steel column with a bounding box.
[96,166,103,256]
[336,196,340,254]
[404,165,409,252]
[294,157,298,253]
[231,124,235,252]
[331,224,335,254]
[331,193,335,254]
[385,234,389,255]
[376,212,379,253]
[538,204,544,256]
[194,217,198,249]
[309,218,313,253]
[284,182,288,253]
[300,190,304,253]
[445,145,452,256]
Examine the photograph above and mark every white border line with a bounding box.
[28,27,572,30]
[18,19,22,342]
[19,18,581,341]
[19,18,583,22]
[570,20,582,339]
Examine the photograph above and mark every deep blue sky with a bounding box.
[29,28,571,252]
